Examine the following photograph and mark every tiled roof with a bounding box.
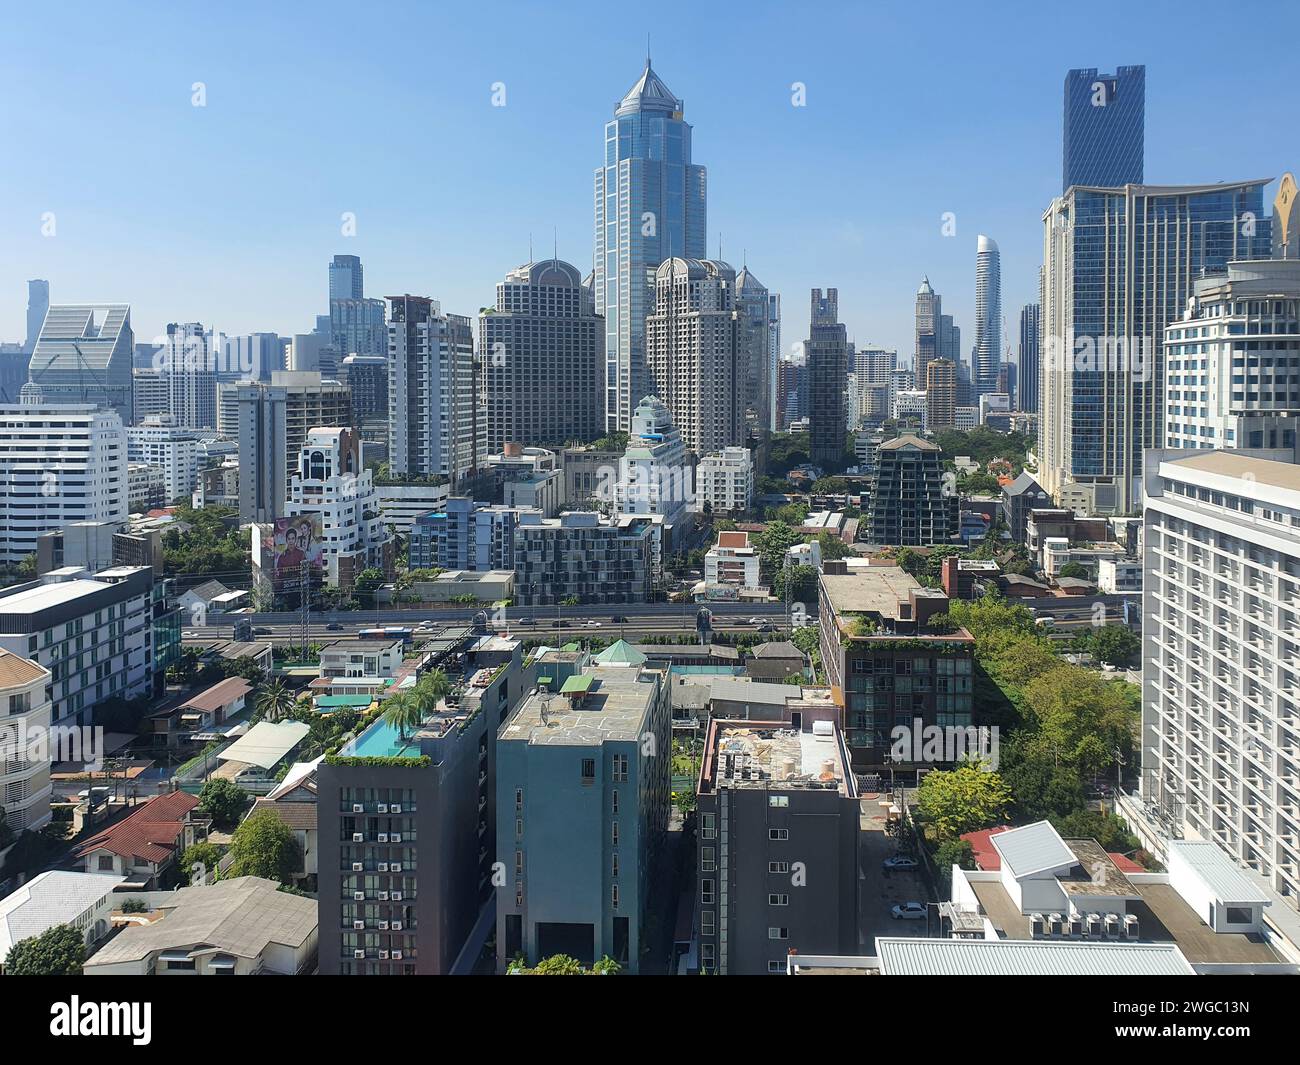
[180,677,253,713]
[0,648,49,689]
[250,799,317,831]
[76,791,200,864]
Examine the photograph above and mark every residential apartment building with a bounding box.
[1019,302,1041,413]
[0,649,53,834]
[734,267,773,434]
[480,259,603,453]
[496,645,670,972]
[695,718,859,974]
[1142,449,1300,909]
[161,321,217,430]
[704,531,761,592]
[409,499,536,573]
[125,415,199,505]
[611,396,692,544]
[512,513,654,606]
[0,398,128,565]
[925,357,958,432]
[865,434,956,547]
[695,446,753,514]
[131,368,169,425]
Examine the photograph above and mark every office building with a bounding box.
[131,368,169,425]
[512,513,655,606]
[0,397,128,565]
[915,277,941,387]
[339,354,389,424]
[318,630,522,974]
[696,446,753,514]
[734,267,773,434]
[26,305,134,424]
[865,434,955,546]
[1164,259,1300,456]
[236,372,353,524]
[480,259,603,453]
[1062,66,1145,191]
[1141,450,1300,909]
[387,295,478,485]
[24,280,49,355]
[767,293,782,429]
[807,288,848,466]
[776,355,805,430]
[1040,179,1271,514]
[125,415,199,505]
[974,236,1002,398]
[695,718,860,974]
[595,60,707,432]
[645,258,742,455]
[221,332,283,383]
[496,647,670,972]
[925,357,958,431]
[1018,302,1041,413]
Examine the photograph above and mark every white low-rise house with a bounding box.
[0,870,125,971]
[0,649,53,834]
[1097,557,1142,594]
[704,531,762,592]
[786,540,822,571]
[83,877,318,975]
[320,639,405,679]
[695,447,753,515]
[1166,840,1269,935]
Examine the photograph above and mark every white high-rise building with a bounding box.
[1164,259,1300,457]
[974,235,1002,398]
[162,322,217,431]
[695,446,753,515]
[612,396,691,533]
[767,293,782,431]
[1142,449,1300,910]
[126,415,199,505]
[0,396,128,565]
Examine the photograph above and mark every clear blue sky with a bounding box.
[1,0,1291,361]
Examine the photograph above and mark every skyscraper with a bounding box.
[644,258,741,455]
[767,293,782,430]
[734,267,772,436]
[24,280,49,355]
[387,295,478,485]
[329,254,364,301]
[27,304,134,424]
[1040,179,1271,514]
[925,357,957,432]
[1018,302,1040,413]
[480,258,603,453]
[1062,66,1145,192]
[594,60,707,432]
[327,254,385,357]
[163,321,217,430]
[807,288,848,466]
[974,235,1002,398]
[914,277,941,387]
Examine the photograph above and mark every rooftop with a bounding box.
[820,567,922,622]
[502,666,661,746]
[75,790,200,864]
[0,647,49,689]
[179,676,252,714]
[0,871,125,965]
[1162,450,1300,496]
[217,721,310,771]
[874,937,1194,976]
[991,820,1078,879]
[699,721,854,796]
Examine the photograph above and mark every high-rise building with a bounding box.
[865,434,955,546]
[27,305,134,424]
[734,267,772,435]
[330,298,386,358]
[612,396,691,544]
[1163,259,1300,456]
[594,60,707,432]
[767,293,782,430]
[925,357,958,431]
[222,332,283,383]
[695,446,753,514]
[1018,302,1041,413]
[1062,66,1145,192]
[131,369,170,425]
[387,296,478,486]
[512,512,655,605]
[914,277,941,387]
[162,322,217,431]
[1039,179,1271,514]
[1141,449,1300,909]
[339,354,389,424]
[480,259,602,453]
[125,415,200,505]
[807,288,848,466]
[410,498,533,572]
[0,395,128,565]
[24,280,49,355]
[236,372,353,524]
[939,313,961,364]
[645,259,741,455]
[974,235,1002,398]
[329,254,363,301]
[776,355,805,430]
[0,649,53,833]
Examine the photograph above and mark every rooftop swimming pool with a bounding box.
[344,718,420,759]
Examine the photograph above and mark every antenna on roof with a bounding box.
[529,232,533,265]
[646,33,651,67]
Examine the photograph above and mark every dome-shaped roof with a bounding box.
[615,61,682,117]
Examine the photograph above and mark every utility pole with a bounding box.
[300,559,311,662]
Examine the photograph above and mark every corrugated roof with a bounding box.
[0,871,125,964]
[991,820,1077,879]
[217,721,309,771]
[875,937,1194,976]
[250,799,317,831]
[1168,841,1270,905]
[180,676,253,713]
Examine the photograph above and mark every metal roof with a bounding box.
[1168,841,1270,905]
[217,721,310,770]
[0,871,125,965]
[875,937,1194,976]
[990,820,1077,879]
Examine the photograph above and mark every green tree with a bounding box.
[772,562,818,603]
[1021,665,1136,777]
[1057,561,1090,580]
[225,809,301,883]
[181,841,224,884]
[751,520,801,579]
[256,679,296,723]
[353,568,385,609]
[1077,625,1140,668]
[932,838,977,881]
[914,763,1013,840]
[382,691,423,742]
[4,923,86,975]
[199,777,248,827]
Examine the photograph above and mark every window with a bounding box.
[768,795,788,808]
[581,758,595,783]
[701,910,715,935]
[97,855,114,871]
[700,846,715,872]
[701,943,715,968]
[768,894,789,906]
[768,828,788,841]
[1225,906,1253,924]
[767,927,788,940]
[515,788,523,812]
[612,790,619,815]
[700,813,716,840]
[768,861,789,874]
[768,960,786,973]
[611,821,619,845]
[701,879,715,904]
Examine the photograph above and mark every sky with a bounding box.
[1,0,1293,363]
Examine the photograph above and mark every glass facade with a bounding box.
[1062,66,1145,191]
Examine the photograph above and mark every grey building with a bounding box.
[735,267,773,435]
[329,254,364,301]
[480,259,603,453]
[807,288,848,466]
[317,629,523,974]
[695,718,860,974]
[595,60,707,432]
[330,298,387,358]
[24,279,49,355]
[560,444,624,508]
[1018,302,1040,413]
[1062,66,1144,192]
[339,354,389,423]
[1001,471,1053,544]
[409,498,534,572]
[865,434,956,546]
[496,643,671,972]
[27,304,134,424]
[512,512,654,606]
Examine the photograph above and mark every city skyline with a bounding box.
[2,2,1295,363]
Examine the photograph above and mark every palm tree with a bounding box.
[257,680,295,723]
[382,692,423,742]
[414,668,451,707]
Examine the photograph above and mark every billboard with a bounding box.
[258,515,324,591]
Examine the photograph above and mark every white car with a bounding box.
[882,855,919,871]
[891,902,927,920]
[748,617,766,625]
[586,620,602,628]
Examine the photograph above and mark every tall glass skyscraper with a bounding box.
[594,60,707,432]
[1018,302,1040,413]
[1062,66,1145,192]
[974,235,1001,398]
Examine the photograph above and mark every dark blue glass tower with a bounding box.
[1062,66,1145,191]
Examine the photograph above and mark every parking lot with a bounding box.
[858,797,936,952]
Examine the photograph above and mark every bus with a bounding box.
[357,626,414,645]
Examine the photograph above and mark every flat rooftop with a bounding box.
[501,665,659,746]
[700,722,852,796]
[1162,450,1300,494]
[820,568,921,622]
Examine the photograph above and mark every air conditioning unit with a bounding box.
[390,863,402,873]
[1104,913,1121,937]
[353,920,365,930]
[1047,913,1064,936]
[378,891,389,901]
[1085,913,1103,937]
[352,803,364,813]
[1124,914,1140,940]
[352,832,364,843]
[391,891,403,901]
[391,921,403,931]
[391,950,402,960]
[378,921,389,931]
[378,803,388,813]
[377,863,388,873]
[353,950,365,960]
[1067,915,1083,937]
[378,950,389,960]
[391,833,402,843]
[378,833,389,843]
[390,804,402,814]
[1029,913,1045,938]
[351,861,363,872]
[353,891,365,902]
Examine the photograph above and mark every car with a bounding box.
[891,902,927,920]
[586,620,602,628]
[516,617,536,626]
[254,627,272,635]
[1035,616,1056,628]
[748,616,766,625]
[551,620,564,628]
[882,855,919,871]
[610,615,629,624]
[756,623,775,633]
[182,630,199,638]
[325,622,343,631]
[416,622,435,631]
